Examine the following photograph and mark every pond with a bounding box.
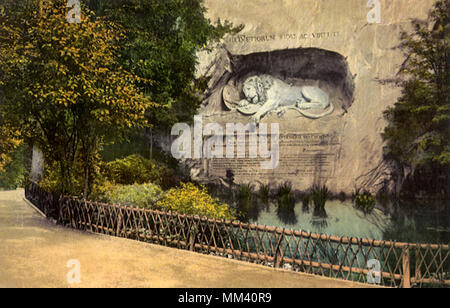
[207,184,450,245]
[242,200,450,245]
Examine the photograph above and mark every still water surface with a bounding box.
[245,200,449,244]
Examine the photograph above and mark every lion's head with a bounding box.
[242,75,274,105]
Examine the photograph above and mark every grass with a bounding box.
[277,182,292,198]
[275,182,297,225]
[259,184,270,204]
[276,182,295,211]
[311,185,330,217]
[237,184,254,221]
[259,185,270,204]
[239,183,253,201]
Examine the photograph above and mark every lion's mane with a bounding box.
[242,75,275,104]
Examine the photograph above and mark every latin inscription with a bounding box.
[205,133,341,183]
[226,32,341,44]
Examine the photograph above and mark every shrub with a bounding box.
[239,184,253,201]
[277,182,292,197]
[311,185,330,217]
[40,159,86,196]
[258,184,270,203]
[237,183,254,221]
[156,182,236,220]
[0,144,28,190]
[352,187,362,202]
[102,183,163,208]
[354,190,376,213]
[101,154,176,189]
[276,183,297,224]
[276,182,295,211]
[278,192,295,210]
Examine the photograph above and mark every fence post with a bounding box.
[116,207,123,236]
[58,197,64,224]
[415,246,421,284]
[402,246,411,288]
[189,224,197,252]
[274,229,285,268]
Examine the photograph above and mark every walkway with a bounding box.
[0,190,378,288]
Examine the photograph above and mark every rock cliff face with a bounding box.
[188,0,436,194]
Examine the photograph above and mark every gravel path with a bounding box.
[0,189,377,288]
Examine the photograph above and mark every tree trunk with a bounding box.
[59,160,67,194]
[83,166,89,199]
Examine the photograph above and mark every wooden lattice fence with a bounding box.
[25,182,449,288]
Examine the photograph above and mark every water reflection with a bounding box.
[210,183,449,244]
[276,205,298,225]
[237,198,270,222]
[302,203,310,213]
[250,200,450,244]
[310,216,328,231]
[310,206,328,232]
[381,201,450,244]
[276,193,298,225]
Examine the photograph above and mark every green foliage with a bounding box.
[277,182,293,198]
[301,193,311,208]
[382,0,449,197]
[156,182,236,220]
[311,185,330,216]
[101,154,177,189]
[258,184,270,204]
[85,0,242,131]
[238,184,253,201]
[352,187,362,202]
[0,144,29,189]
[101,129,152,162]
[353,190,376,214]
[39,153,91,195]
[0,0,153,195]
[278,193,295,210]
[276,182,295,210]
[101,182,163,208]
[237,183,253,220]
[0,123,22,172]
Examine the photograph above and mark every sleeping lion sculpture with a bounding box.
[237,74,334,123]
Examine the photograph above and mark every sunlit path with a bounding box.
[0,190,378,288]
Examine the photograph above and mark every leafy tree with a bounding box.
[85,0,242,132]
[0,0,153,195]
[0,124,22,172]
[382,0,449,198]
[0,0,23,172]
[0,143,29,189]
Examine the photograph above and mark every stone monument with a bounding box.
[175,0,437,194]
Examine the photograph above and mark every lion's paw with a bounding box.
[250,115,260,124]
[238,99,249,108]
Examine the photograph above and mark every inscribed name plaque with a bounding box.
[204,132,341,187]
